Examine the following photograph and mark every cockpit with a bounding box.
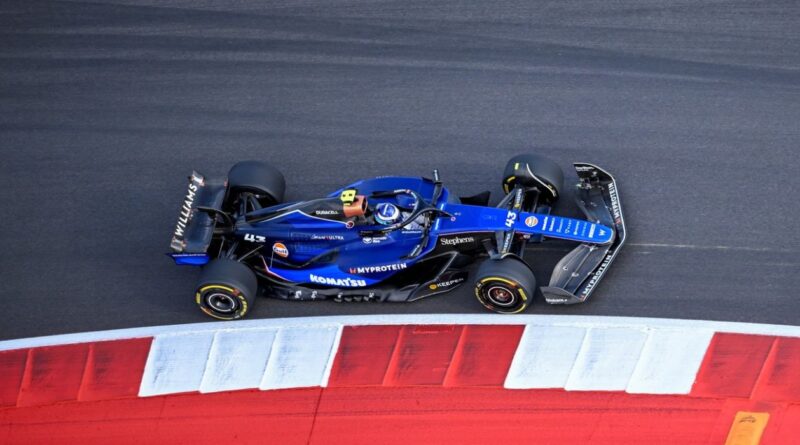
[290,188,424,229]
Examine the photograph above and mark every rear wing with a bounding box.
[169,171,226,255]
[540,163,626,304]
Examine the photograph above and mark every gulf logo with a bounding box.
[272,242,289,258]
[524,216,538,227]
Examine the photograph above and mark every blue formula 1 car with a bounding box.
[169,154,625,320]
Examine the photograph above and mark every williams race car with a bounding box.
[169,154,625,320]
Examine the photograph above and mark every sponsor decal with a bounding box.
[502,231,513,252]
[362,236,388,244]
[348,262,407,274]
[546,297,569,303]
[173,172,204,239]
[244,233,266,243]
[580,249,615,297]
[512,187,524,209]
[310,234,345,241]
[314,209,340,216]
[428,277,465,290]
[608,182,622,224]
[309,274,367,288]
[439,235,475,246]
[272,242,289,258]
[524,216,538,227]
[339,189,357,205]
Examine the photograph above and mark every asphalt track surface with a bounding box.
[1,0,799,340]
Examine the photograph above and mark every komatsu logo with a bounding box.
[349,262,407,274]
[309,274,367,288]
[173,172,203,239]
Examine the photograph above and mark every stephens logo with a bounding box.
[309,274,367,288]
[348,262,407,274]
[524,216,538,227]
[439,235,475,246]
[272,242,289,258]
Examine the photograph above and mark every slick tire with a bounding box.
[227,160,286,205]
[474,256,536,314]
[502,153,564,204]
[195,259,258,320]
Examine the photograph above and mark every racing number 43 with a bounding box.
[244,233,266,243]
[505,211,517,228]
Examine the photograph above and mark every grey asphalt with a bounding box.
[1,0,799,340]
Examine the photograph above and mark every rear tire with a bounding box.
[474,256,536,314]
[195,259,258,320]
[502,153,564,204]
[227,160,285,206]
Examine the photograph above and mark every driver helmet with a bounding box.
[375,202,401,225]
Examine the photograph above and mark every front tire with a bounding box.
[474,257,536,314]
[195,259,258,320]
[502,153,564,205]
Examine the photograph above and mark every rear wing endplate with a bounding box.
[169,171,226,254]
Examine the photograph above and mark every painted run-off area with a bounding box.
[2,318,800,443]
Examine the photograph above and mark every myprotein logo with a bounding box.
[608,182,622,224]
[348,262,407,274]
[581,249,614,297]
[439,235,475,246]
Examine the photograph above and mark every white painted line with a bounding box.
[259,326,340,390]
[199,328,277,393]
[321,324,343,387]
[626,328,714,394]
[139,332,214,397]
[505,325,587,389]
[2,314,799,352]
[565,327,649,391]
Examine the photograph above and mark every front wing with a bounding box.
[540,163,626,304]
